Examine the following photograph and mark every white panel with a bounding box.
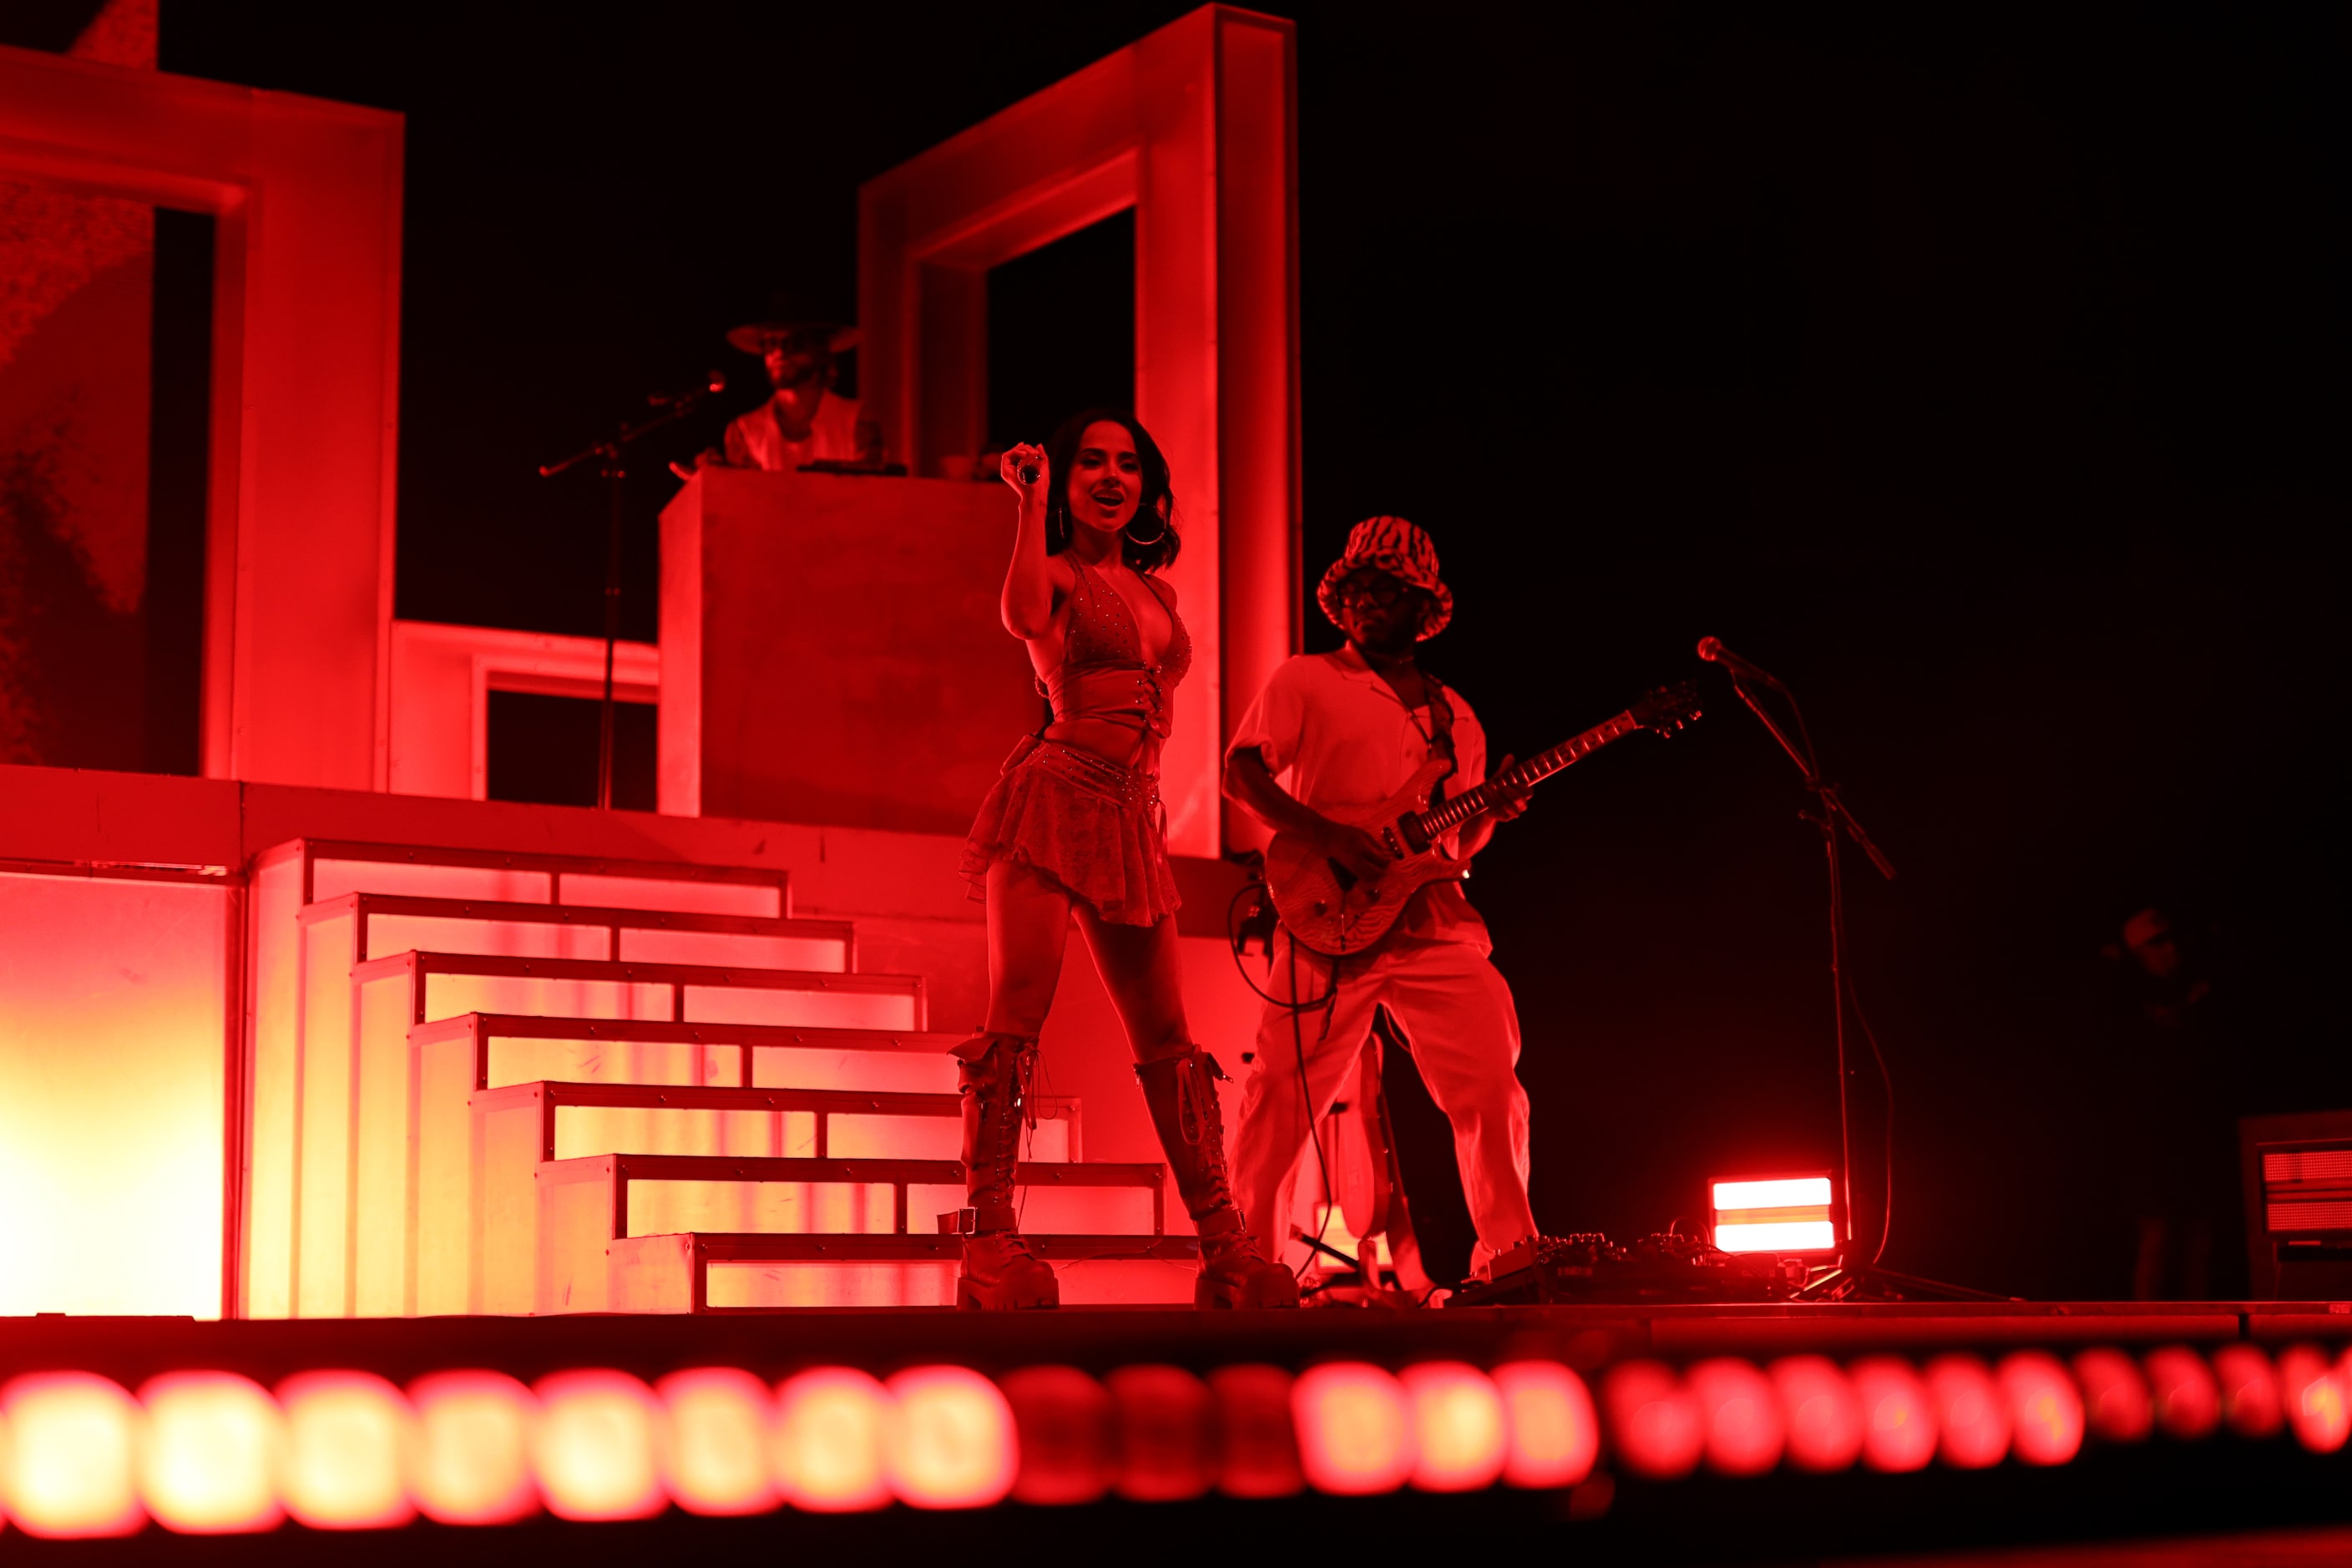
[0,873,230,1318]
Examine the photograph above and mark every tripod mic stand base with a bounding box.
[1798,1255,2014,1303]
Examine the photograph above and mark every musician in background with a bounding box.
[1224,516,1539,1282]
[679,304,874,474]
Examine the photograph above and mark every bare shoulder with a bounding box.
[1144,570,1177,604]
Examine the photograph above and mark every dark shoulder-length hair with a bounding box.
[1042,408,1181,573]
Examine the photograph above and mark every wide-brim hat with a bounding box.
[1317,514,1453,640]
[726,319,860,356]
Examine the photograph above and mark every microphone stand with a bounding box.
[538,387,715,809]
[1711,655,2002,1303]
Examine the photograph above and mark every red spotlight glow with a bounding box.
[1107,1365,1214,1503]
[883,1367,1017,1510]
[1848,1357,1936,1474]
[1400,1362,1507,1493]
[2069,1350,2152,1444]
[2142,1347,2221,1440]
[1491,1360,1598,1490]
[2277,1347,2349,1454]
[1,1372,145,1538]
[532,1371,664,1522]
[1996,1353,2084,1467]
[1292,1363,1414,1495]
[1601,1361,1703,1480]
[1207,1364,1304,1500]
[1001,1367,1114,1507]
[137,1372,285,1534]
[405,1370,539,1526]
[1710,1175,1836,1254]
[774,1368,891,1512]
[1687,1358,1783,1477]
[276,1371,415,1530]
[1923,1356,2010,1470]
[1768,1355,1863,1474]
[2210,1345,2284,1440]
[655,1368,777,1517]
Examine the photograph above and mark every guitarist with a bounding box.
[1224,516,1540,1282]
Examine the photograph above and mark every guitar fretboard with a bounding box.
[1414,712,1638,836]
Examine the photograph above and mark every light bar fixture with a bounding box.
[1711,1174,1837,1254]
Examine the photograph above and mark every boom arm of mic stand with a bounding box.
[1724,674,1896,882]
[536,392,711,479]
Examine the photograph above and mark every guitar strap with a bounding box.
[1416,670,1459,803]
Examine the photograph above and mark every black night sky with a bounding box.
[154,4,2344,1298]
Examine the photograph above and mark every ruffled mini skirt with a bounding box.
[961,736,1182,928]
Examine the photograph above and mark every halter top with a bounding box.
[1037,558,1191,763]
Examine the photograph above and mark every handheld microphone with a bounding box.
[1696,636,1783,687]
[1018,458,1040,484]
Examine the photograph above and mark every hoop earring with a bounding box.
[1125,513,1168,548]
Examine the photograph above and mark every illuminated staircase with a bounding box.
[245,839,1194,1315]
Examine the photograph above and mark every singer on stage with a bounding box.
[1226,516,1540,1282]
[952,409,1297,1311]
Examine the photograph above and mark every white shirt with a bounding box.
[722,392,862,472]
[1227,645,1491,948]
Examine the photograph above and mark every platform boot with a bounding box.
[1134,1046,1301,1308]
[950,1031,1060,1310]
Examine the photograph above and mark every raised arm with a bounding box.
[998,443,1058,639]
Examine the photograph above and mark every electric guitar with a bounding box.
[1264,683,1702,956]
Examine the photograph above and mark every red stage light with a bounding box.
[1767,1356,1863,1474]
[1107,1365,1215,1502]
[1601,1361,1704,1480]
[2277,1346,2349,1454]
[2069,1350,2152,1445]
[137,1372,285,1534]
[1001,1367,1115,1506]
[883,1367,1017,1510]
[1491,1360,1599,1490]
[2210,1345,2284,1440]
[1923,1356,2010,1470]
[1687,1358,1783,1477]
[532,1371,665,1523]
[2142,1347,2221,1440]
[1400,1362,1507,1492]
[1207,1364,1305,1500]
[1711,1175,1836,1255]
[405,1370,539,1526]
[0,1372,145,1538]
[1995,1353,2084,1467]
[655,1368,777,1517]
[1839,1357,1930,1474]
[275,1371,415,1530]
[1291,1363,1414,1495]
[774,1368,891,1512]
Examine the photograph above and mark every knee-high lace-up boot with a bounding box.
[950,1031,1059,1310]
[1134,1047,1301,1308]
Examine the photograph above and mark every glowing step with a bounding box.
[317,958,928,1321]
[606,1232,1206,1311]
[301,892,856,973]
[268,837,793,917]
[442,1080,1079,1314]
[537,1156,1168,1313]
[410,1014,973,1097]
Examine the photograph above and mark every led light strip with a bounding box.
[0,1343,2344,1536]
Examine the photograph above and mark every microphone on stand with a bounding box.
[1696,635,1785,689]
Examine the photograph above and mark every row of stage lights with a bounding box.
[0,1341,2345,1537]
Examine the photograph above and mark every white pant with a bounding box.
[1231,931,1536,1277]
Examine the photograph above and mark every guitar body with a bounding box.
[1264,760,1469,957]
[1257,683,1703,959]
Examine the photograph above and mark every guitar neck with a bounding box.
[1414,711,1639,836]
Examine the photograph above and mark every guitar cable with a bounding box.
[1228,879,1346,1284]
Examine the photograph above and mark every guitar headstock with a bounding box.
[1631,681,1703,737]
